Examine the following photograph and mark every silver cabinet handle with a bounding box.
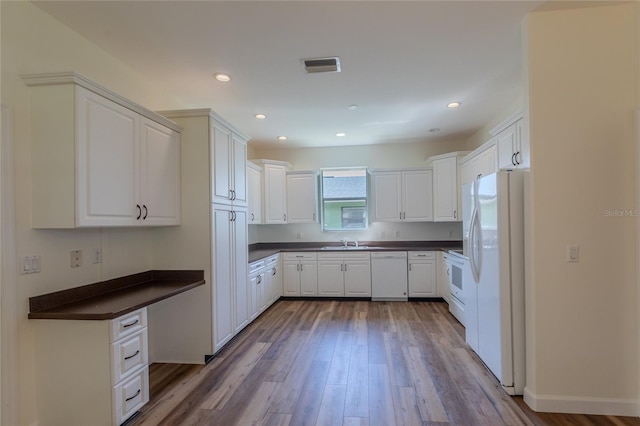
[136,205,142,220]
[272,267,276,276]
[251,213,255,221]
[409,263,412,271]
[283,214,286,221]
[142,205,148,220]
[454,210,457,219]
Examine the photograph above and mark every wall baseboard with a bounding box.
[524,387,639,417]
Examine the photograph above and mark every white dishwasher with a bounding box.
[371,251,408,301]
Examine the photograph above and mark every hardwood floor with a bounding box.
[131,300,640,426]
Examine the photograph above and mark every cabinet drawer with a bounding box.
[265,254,279,266]
[408,251,435,260]
[110,308,147,342]
[113,366,149,425]
[317,252,371,261]
[249,260,266,274]
[111,329,149,385]
[283,252,317,261]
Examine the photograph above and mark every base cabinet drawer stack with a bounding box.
[34,308,150,426]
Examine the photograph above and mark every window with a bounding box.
[321,168,367,231]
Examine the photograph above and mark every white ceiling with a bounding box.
[32,1,544,148]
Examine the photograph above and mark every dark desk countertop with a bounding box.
[29,270,205,320]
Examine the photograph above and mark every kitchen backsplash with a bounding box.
[249,221,462,244]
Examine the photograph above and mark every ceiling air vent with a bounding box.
[303,57,341,74]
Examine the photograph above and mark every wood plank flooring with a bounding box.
[131,300,640,426]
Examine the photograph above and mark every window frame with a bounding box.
[319,167,368,232]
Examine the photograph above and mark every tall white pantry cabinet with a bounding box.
[150,109,250,362]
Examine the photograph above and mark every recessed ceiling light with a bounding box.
[336,132,346,137]
[255,114,266,120]
[447,102,461,108]
[277,136,288,141]
[213,73,231,82]
[429,128,441,133]
[348,104,359,110]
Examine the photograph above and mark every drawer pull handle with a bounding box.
[122,319,139,329]
[124,350,140,361]
[125,389,141,402]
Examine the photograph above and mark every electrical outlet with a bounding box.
[70,250,82,268]
[395,230,400,238]
[297,232,303,240]
[20,255,41,274]
[92,248,102,264]
[566,245,579,263]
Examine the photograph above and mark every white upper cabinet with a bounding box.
[247,162,263,224]
[370,168,433,222]
[250,160,292,224]
[211,120,248,206]
[430,152,468,222]
[23,72,181,228]
[402,170,433,221]
[491,112,528,170]
[286,171,318,224]
[139,117,181,225]
[370,171,402,221]
[460,141,497,185]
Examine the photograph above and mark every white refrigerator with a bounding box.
[462,171,525,395]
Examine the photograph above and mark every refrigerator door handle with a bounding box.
[469,208,481,283]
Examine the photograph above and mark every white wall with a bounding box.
[1,2,183,424]
[248,140,472,244]
[524,3,639,415]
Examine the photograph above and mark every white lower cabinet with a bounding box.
[318,252,372,297]
[249,259,266,320]
[264,254,283,305]
[408,251,437,297]
[212,204,249,351]
[34,308,150,426]
[283,252,318,296]
[438,252,451,303]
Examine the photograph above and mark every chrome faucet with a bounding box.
[341,238,348,247]
[354,240,359,247]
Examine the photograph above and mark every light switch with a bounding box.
[566,245,579,263]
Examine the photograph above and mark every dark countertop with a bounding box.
[29,270,205,320]
[249,241,462,263]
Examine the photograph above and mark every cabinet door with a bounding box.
[408,260,436,297]
[433,157,458,222]
[211,120,233,205]
[287,173,317,223]
[497,123,517,170]
[249,274,260,320]
[402,170,433,221]
[371,172,402,221]
[264,165,287,224]
[515,120,527,169]
[233,208,249,333]
[76,86,138,226]
[139,117,181,225]
[283,262,301,296]
[212,206,234,350]
[317,261,344,296]
[270,259,283,303]
[344,261,372,297]
[300,262,318,296]
[232,135,248,206]
[248,166,262,224]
